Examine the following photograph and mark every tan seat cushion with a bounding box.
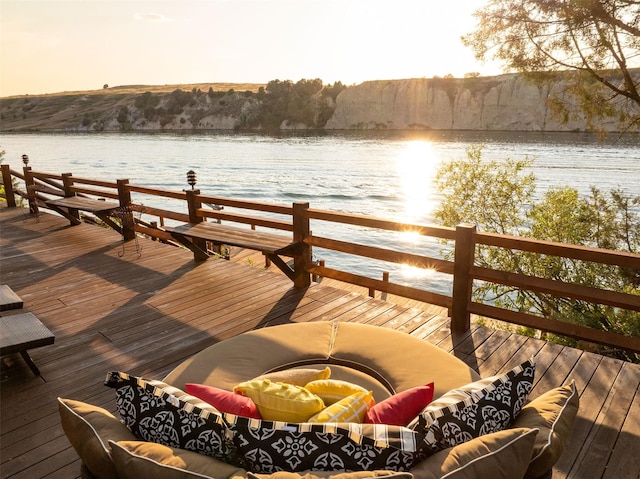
[163,322,479,401]
[110,441,247,479]
[164,322,336,391]
[57,397,137,479]
[512,381,580,479]
[330,322,478,398]
[410,427,538,479]
[108,428,539,479]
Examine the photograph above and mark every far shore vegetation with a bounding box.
[435,145,639,362]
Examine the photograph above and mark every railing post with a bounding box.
[117,179,135,241]
[186,189,208,260]
[451,223,476,333]
[186,189,203,224]
[61,173,81,222]
[381,271,389,300]
[23,166,37,214]
[61,173,74,197]
[293,202,311,288]
[1,164,16,207]
[150,221,159,241]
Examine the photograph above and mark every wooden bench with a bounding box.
[1,312,55,376]
[0,284,23,311]
[46,196,121,227]
[164,222,301,280]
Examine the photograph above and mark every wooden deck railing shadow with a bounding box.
[2,164,639,355]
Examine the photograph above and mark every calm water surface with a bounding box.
[1,131,638,294]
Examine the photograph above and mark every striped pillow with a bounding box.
[223,414,426,473]
[411,358,535,454]
[307,391,374,423]
[104,371,239,464]
[305,379,370,405]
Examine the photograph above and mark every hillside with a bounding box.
[0,83,265,132]
[1,74,636,133]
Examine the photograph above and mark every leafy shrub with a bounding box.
[134,92,160,110]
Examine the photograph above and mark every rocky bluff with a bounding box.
[325,74,616,132]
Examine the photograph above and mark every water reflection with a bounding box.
[393,141,443,282]
[400,263,437,280]
[395,141,439,223]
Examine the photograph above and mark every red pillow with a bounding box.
[364,383,434,426]
[186,383,261,419]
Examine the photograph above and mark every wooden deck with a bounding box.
[1,206,639,479]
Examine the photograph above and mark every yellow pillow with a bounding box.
[254,367,331,386]
[305,379,370,405]
[307,391,374,423]
[234,379,325,423]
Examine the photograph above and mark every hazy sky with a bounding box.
[0,0,503,97]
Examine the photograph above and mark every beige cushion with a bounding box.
[110,440,247,479]
[110,429,537,479]
[57,397,137,479]
[163,322,479,401]
[512,381,579,479]
[255,367,331,386]
[409,427,538,479]
[164,322,336,391]
[330,322,479,398]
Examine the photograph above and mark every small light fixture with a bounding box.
[22,154,29,166]
[186,170,197,190]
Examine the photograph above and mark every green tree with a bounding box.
[434,145,640,361]
[257,80,293,130]
[286,78,323,127]
[322,81,346,101]
[165,89,193,115]
[463,0,640,133]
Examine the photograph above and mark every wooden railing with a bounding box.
[2,164,639,354]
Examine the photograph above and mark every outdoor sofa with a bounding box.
[58,321,579,479]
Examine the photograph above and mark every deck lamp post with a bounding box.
[22,154,29,166]
[186,170,197,190]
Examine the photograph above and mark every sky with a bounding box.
[0,0,504,97]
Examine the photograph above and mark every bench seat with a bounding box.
[45,197,122,228]
[164,221,301,280]
[46,196,120,213]
[0,312,55,376]
[165,222,298,256]
[0,284,23,311]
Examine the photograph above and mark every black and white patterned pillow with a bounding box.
[105,371,239,464]
[224,414,427,473]
[412,358,535,454]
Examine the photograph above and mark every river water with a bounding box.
[1,131,638,294]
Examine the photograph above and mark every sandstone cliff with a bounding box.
[325,74,616,132]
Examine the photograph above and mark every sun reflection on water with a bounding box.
[395,141,439,223]
[392,141,442,282]
[400,263,437,280]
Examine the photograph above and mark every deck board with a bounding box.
[1,206,639,479]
